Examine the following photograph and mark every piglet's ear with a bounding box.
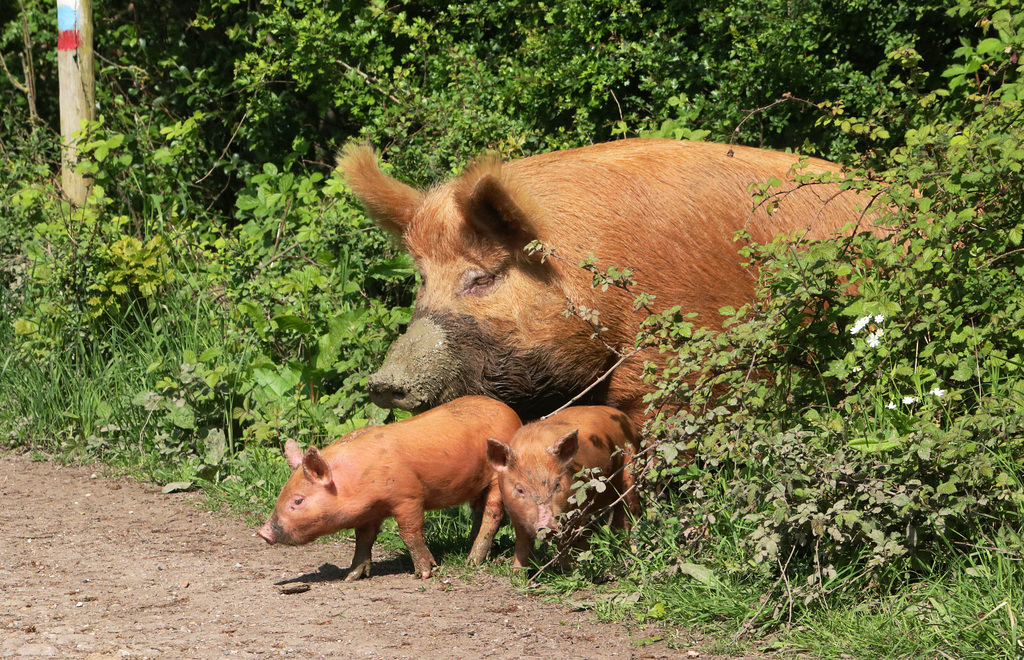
[302,447,333,488]
[486,438,514,473]
[460,172,538,250]
[284,438,304,471]
[337,143,424,238]
[548,429,580,466]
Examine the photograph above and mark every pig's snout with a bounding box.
[368,317,458,412]
[535,505,560,534]
[258,519,277,545]
[366,376,420,411]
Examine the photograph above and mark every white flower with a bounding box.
[866,329,884,347]
[930,387,946,397]
[886,402,897,410]
[850,315,871,334]
[902,396,918,405]
[874,314,885,324]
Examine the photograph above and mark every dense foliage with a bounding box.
[2,0,1022,655]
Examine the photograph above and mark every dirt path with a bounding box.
[0,449,744,659]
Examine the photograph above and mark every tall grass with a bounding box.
[1,288,239,479]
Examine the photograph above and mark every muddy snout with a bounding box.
[366,375,425,411]
[368,317,459,411]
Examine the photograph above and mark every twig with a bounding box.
[736,543,797,638]
[724,92,819,155]
[19,0,37,119]
[609,88,623,124]
[197,72,268,184]
[1,0,37,120]
[0,53,27,94]
[540,347,644,420]
[336,59,406,104]
[780,545,795,629]
[196,106,250,184]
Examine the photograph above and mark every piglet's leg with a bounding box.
[468,478,504,566]
[511,521,536,569]
[393,502,436,579]
[345,521,381,581]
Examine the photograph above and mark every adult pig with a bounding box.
[257,396,521,580]
[340,138,878,424]
[486,406,641,568]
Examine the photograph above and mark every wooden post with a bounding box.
[57,0,94,206]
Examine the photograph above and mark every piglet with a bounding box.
[258,395,521,580]
[486,405,641,568]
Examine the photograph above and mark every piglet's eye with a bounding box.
[514,485,525,497]
[291,497,304,507]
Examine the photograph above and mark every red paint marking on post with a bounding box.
[58,31,82,51]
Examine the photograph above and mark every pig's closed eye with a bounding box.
[461,269,495,296]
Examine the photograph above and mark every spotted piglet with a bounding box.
[486,405,640,568]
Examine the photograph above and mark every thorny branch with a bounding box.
[727,93,820,157]
[1,0,38,120]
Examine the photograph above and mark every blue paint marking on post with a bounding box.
[57,5,78,32]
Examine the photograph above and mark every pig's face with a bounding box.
[341,147,613,420]
[487,429,580,536]
[258,440,340,546]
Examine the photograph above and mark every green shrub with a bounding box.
[634,0,1024,632]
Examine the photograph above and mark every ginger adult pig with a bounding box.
[257,396,521,580]
[486,406,640,568]
[340,138,882,426]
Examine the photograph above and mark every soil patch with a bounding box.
[0,449,749,659]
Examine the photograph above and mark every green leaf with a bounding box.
[273,314,313,334]
[199,347,222,362]
[236,194,260,211]
[204,428,228,466]
[677,562,721,587]
[849,431,903,452]
[162,482,195,494]
[253,366,302,397]
[13,319,39,335]
[167,401,196,429]
[975,38,1006,54]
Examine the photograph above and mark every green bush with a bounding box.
[632,0,1024,633]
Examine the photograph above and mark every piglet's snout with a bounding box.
[535,505,560,534]
[258,520,277,545]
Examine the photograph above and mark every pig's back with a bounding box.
[506,138,860,244]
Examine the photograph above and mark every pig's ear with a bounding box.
[460,173,538,249]
[284,438,304,471]
[337,143,424,237]
[548,429,580,465]
[301,447,333,488]
[486,438,515,473]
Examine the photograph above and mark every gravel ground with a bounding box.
[0,448,759,659]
